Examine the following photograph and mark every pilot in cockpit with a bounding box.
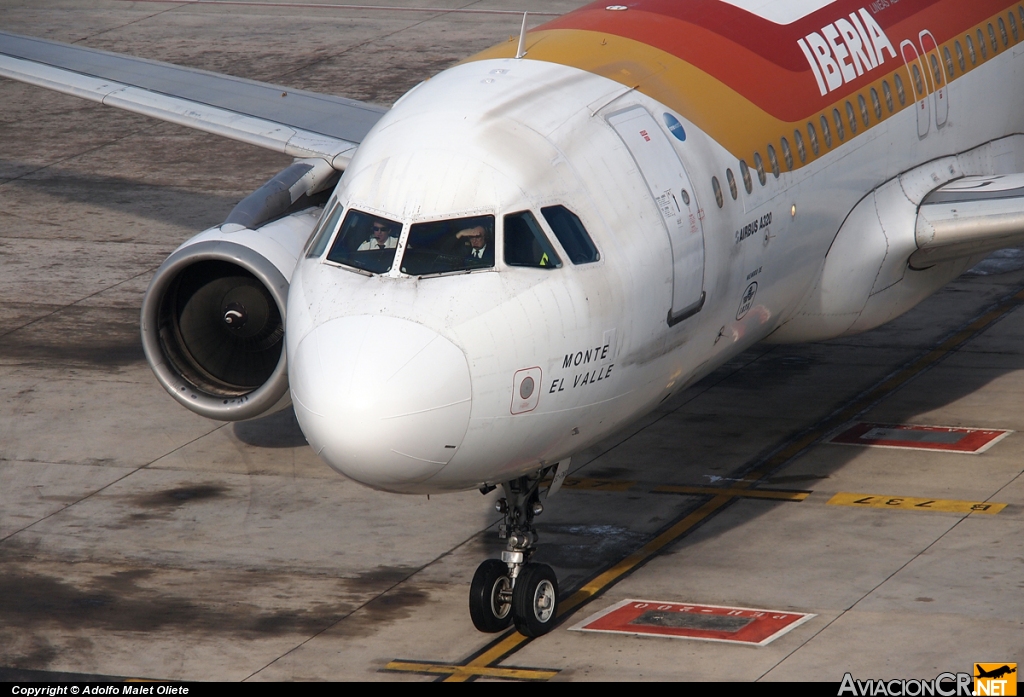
[357,218,399,251]
[454,222,493,266]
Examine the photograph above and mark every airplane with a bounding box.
[3,0,1024,639]
[975,665,1017,679]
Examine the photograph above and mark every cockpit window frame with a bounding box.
[322,207,405,276]
[304,197,342,258]
[313,202,598,278]
[540,205,601,265]
[504,210,563,269]
[399,213,497,277]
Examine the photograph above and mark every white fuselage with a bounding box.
[285,48,1024,493]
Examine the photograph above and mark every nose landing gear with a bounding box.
[469,473,559,638]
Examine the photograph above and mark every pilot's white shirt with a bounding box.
[357,237,398,251]
[468,243,487,259]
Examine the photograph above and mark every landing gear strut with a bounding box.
[470,471,559,638]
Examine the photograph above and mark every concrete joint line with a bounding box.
[407,282,1024,681]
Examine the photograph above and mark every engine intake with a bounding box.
[141,240,291,421]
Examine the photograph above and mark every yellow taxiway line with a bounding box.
[385,286,1024,682]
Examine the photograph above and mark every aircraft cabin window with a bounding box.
[988,23,998,52]
[857,94,870,127]
[978,29,987,59]
[933,54,946,85]
[929,54,943,86]
[942,47,954,79]
[882,80,894,112]
[966,33,977,64]
[326,210,403,274]
[504,211,562,269]
[1019,6,1024,31]
[1009,12,1018,42]
[807,122,820,156]
[894,72,907,105]
[911,64,924,98]
[793,129,806,163]
[712,176,724,207]
[802,124,819,157]
[726,169,738,200]
[754,152,767,185]
[766,144,780,178]
[680,189,691,205]
[870,88,882,120]
[998,19,1008,46]
[955,41,966,72]
[306,200,343,258]
[820,115,832,148]
[739,159,753,193]
[541,206,599,264]
[845,101,858,135]
[833,108,845,141]
[780,137,794,170]
[400,215,495,275]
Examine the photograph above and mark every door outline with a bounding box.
[901,39,930,138]
[606,106,706,326]
[919,29,948,127]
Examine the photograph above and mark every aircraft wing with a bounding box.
[911,174,1024,267]
[0,31,387,169]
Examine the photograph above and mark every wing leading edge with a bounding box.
[0,31,387,169]
[912,174,1024,267]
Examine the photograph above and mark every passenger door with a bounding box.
[608,106,706,325]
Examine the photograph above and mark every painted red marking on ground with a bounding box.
[829,423,1011,453]
[569,600,814,646]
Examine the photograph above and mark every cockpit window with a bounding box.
[399,215,495,276]
[504,211,562,269]
[541,205,599,264]
[325,209,402,274]
[305,199,342,258]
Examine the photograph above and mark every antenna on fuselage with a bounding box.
[515,12,528,59]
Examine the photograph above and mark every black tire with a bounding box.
[469,559,513,632]
[512,563,558,638]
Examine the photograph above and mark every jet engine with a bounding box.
[769,139,1023,344]
[140,158,338,420]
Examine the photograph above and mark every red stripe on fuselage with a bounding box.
[539,0,1012,120]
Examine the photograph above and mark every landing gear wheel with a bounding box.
[512,562,558,638]
[469,559,513,632]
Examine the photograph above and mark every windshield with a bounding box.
[305,199,342,258]
[399,215,495,276]
[325,209,403,274]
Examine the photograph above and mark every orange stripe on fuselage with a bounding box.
[467,0,1019,167]
[533,0,1010,119]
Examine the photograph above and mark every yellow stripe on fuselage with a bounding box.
[470,29,900,168]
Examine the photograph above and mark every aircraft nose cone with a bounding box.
[290,316,472,491]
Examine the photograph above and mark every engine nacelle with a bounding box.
[772,136,1024,343]
[771,156,976,343]
[140,159,337,420]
